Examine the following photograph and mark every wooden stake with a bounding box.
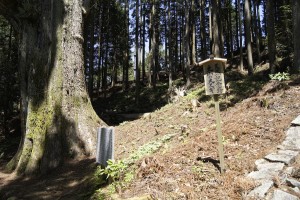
[213,94,225,173]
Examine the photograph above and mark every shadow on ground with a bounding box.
[92,83,170,126]
[0,158,97,200]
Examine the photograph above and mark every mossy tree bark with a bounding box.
[0,0,106,175]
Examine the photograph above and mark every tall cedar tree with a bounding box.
[293,0,300,73]
[244,0,254,75]
[0,0,105,175]
[267,0,276,73]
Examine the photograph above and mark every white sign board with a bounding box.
[203,60,226,95]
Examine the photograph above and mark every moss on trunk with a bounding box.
[4,0,106,175]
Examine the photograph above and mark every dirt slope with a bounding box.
[112,80,300,199]
[1,78,300,200]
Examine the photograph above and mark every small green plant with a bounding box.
[123,170,135,183]
[186,85,205,100]
[126,133,176,165]
[269,72,290,81]
[96,160,127,181]
[192,161,208,179]
[192,164,204,174]
[93,133,176,198]
[222,136,230,145]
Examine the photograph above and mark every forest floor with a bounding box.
[1,67,300,199]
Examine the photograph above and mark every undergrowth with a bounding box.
[90,66,279,199]
[92,133,177,199]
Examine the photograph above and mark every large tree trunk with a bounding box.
[238,0,244,71]
[123,0,130,90]
[174,5,178,72]
[211,0,221,57]
[97,3,103,94]
[142,2,146,82]
[235,0,239,51]
[150,0,157,88]
[1,0,105,175]
[191,0,196,65]
[294,0,300,73]
[87,7,95,96]
[244,0,254,75]
[253,1,261,64]
[167,0,173,89]
[135,0,141,102]
[267,0,276,73]
[200,0,207,60]
[164,0,168,71]
[184,0,191,87]
[228,0,233,59]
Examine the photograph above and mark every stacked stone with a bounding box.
[247,116,300,200]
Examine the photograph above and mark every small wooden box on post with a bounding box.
[197,57,227,95]
[196,57,227,174]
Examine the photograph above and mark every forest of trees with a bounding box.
[81,0,298,92]
[0,0,299,175]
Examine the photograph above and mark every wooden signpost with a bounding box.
[197,57,227,174]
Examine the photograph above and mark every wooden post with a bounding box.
[213,94,225,174]
[196,57,227,173]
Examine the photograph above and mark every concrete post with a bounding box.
[96,127,114,167]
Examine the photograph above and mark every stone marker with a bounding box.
[285,167,295,176]
[279,140,300,151]
[247,115,300,199]
[265,150,299,165]
[272,189,299,200]
[248,180,273,198]
[247,168,279,180]
[96,127,114,167]
[292,115,300,126]
[293,187,300,194]
[255,159,285,171]
[278,127,300,150]
[286,178,300,188]
[286,127,300,138]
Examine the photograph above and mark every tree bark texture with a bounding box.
[238,0,244,71]
[191,0,196,64]
[135,0,141,102]
[267,0,276,73]
[254,1,261,64]
[235,0,239,50]
[184,0,191,87]
[211,0,221,57]
[200,0,207,60]
[1,0,105,175]
[123,0,130,90]
[294,0,300,73]
[168,0,173,89]
[244,0,254,75]
[150,0,157,88]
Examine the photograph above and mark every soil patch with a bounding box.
[0,80,300,200]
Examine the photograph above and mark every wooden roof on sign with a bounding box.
[195,58,227,67]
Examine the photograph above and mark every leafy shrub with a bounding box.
[269,72,290,81]
[96,160,127,181]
